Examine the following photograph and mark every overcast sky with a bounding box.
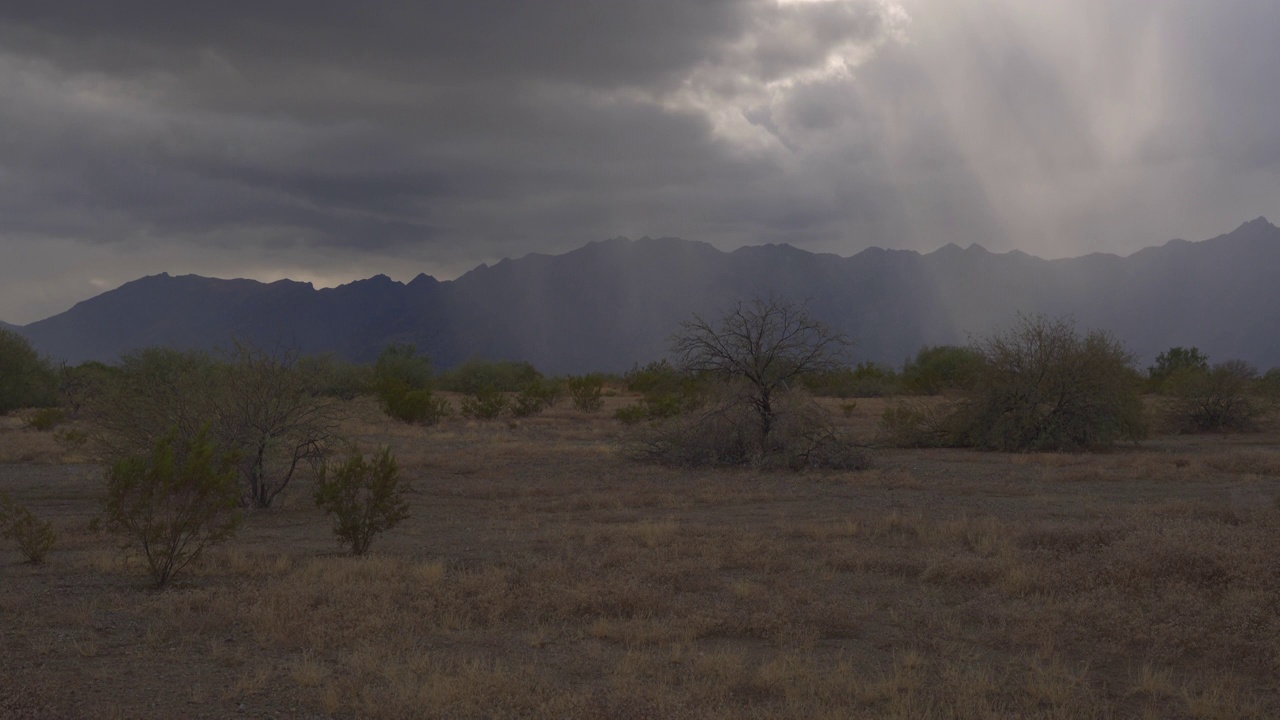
[2,0,1278,323]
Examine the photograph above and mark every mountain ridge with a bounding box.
[17,218,1280,372]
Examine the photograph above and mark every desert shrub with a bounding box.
[900,345,983,395]
[22,407,65,431]
[373,344,442,424]
[947,315,1146,451]
[512,377,561,417]
[58,361,119,419]
[314,446,409,555]
[385,389,452,424]
[460,385,510,419]
[437,359,541,394]
[102,426,242,588]
[801,363,902,398]
[0,492,57,564]
[567,374,605,412]
[296,354,375,400]
[617,361,705,423]
[632,387,869,470]
[877,400,958,448]
[1164,360,1263,432]
[214,343,344,508]
[83,347,220,460]
[0,329,58,415]
[1147,346,1210,393]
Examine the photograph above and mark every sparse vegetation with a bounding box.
[374,344,451,425]
[101,426,242,588]
[21,407,65,431]
[0,491,56,563]
[512,376,561,417]
[313,446,410,555]
[437,359,542,394]
[459,384,510,419]
[567,374,605,412]
[5,390,1280,717]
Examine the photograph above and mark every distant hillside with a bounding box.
[19,218,1280,373]
[0,320,21,333]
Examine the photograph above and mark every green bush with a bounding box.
[314,446,409,555]
[947,315,1146,451]
[102,426,242,588]
[83,344,341,509]
[567,374,605,412]
[437,359,542,394]
[900,345,983,395]
[512,377,561,417]
[0,329,58,415]
[800,363,902,398]
[460,385,510,419]
[0,492,57,564]
[1164,361,1263,432]
[374,345,446,424]
[621,360,705,421]
[1148,346,1210,393]
[385,389,452,424]
[296,354,375,400]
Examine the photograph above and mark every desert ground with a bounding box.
[2,395,1279,719]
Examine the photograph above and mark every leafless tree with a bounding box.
[210,342,344,508]
[671,296,851,451]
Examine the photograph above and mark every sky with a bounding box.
[1,0,1278,324]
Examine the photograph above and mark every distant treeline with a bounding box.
[3,327,1278,420]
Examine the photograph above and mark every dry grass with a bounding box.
[1,397,1278,718]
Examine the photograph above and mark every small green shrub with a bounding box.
[567,374,605,412]
[314,446,409,555]
[460,385,510,419]
[385,389,452,424]
[0,492,56,564]
[512,377,561,417]
[102,427,242,588]
[22,407,66,432]
[437,359,542,394]
[374,344,440,423]
[614,403,649,425]
[801,363,902,398]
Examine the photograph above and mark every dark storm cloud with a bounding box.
[0,0,1278,323]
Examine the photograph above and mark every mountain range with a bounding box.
[8,218,1280,373]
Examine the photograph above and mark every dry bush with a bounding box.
[1164,361,1265,432]
[0,491,56,563]
[876,398,958,448]
[631,388,869,470]
[960,315,1147,450]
